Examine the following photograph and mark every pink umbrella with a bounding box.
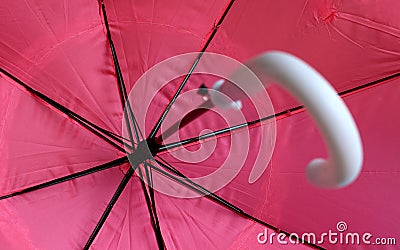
[1,0,399,249]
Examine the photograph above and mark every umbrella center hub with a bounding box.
[128,140,154,166]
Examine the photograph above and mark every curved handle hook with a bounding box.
[210,51,363,188]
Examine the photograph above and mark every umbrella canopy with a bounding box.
[1,0,399,249]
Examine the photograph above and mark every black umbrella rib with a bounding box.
[158,71,400,152]
[154,157,243,214]
[148,0,237,139]
[149,159,323,250]
[0,156,128,201]
[0,68,130,152]
[137,165,165,250]
[100,1,142,145]
[157,111,280,152]
[84,167,134,250]
[338,71,400,96]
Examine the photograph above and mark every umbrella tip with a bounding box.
[197,83,209,96]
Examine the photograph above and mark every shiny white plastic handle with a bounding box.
[210,51,363,188]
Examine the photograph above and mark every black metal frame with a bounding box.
[0,68,130,152]
[84,167,135,249]
[100,1,142,147]
[148,0,236,139]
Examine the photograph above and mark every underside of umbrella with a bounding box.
[1,0,399,249]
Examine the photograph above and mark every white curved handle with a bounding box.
[210,51,363,188]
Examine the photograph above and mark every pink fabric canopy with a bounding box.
[1,0,399,249]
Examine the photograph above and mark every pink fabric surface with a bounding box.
[0,167,124,249]
[263,78,400,249]
[0,0,123,133]
[91,175,159,250]
[208,0,400,112]
[103,0,230,92]
[1,0,399,249]
[0,75,120,196]
[153,182,311,250]
[155,77,400,249]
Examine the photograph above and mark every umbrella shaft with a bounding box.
[155,100,214,143]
